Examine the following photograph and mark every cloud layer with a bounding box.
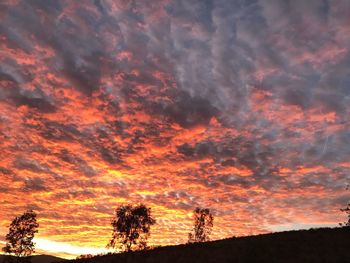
[0,0,349,258]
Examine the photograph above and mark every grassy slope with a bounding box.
[73,227,350,263]
[0,255,65,263]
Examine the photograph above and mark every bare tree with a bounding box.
[340,185,350,227]
[188,207,213,243]
[2,210,39,259]
[107,204,156,252]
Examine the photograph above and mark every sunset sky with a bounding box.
[0,0,349,259]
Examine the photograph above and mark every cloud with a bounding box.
[40,121,82,142]
[23,177,48,192]
[154,91,219,128]
[0,0,349,257]
[10,87,56,113]
[0,167,13,175]
[58,149,97,177]
[13,157,50,173]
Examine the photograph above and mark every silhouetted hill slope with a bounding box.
[0,255,65,263]
[73,227,350,263]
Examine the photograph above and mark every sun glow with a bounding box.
[33,238,111,259]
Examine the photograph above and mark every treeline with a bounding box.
[1,205,215,259]
[2,190,350,259]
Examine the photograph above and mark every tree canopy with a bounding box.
[107,204,156,252]
[188,207,214,243]
[2,210,39,257]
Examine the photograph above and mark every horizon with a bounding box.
[0,225,341,259]
[1,0,349,260]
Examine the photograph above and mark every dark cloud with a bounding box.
[99,145,122,165]
[0,167,13,175]
[40,121,82,142]
[53,189,96,200]
[9,87,56,113]
[0,186,9,193]
[1,0,108,96]
[177,137,279,181]
[153,91,219,128]
[62,51,104,95]
[58,149,97,177]
[0,60,56,113]
[14,157,50,173]
[177,143,195,157]
[23,177,48,192]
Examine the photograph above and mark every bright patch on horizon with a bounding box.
[34,239,111,259]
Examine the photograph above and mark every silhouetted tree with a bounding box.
[188,207,213,243]
[107,204,156,252]
[340,185,350,227]
[2,210,39,261]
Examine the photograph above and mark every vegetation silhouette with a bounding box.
[76,255,94,260]
[73,228,350,263]
[0,255,63,263]
[188,208,213,243]
[2,210,39,263]
[340,184,350,227]
[107,204,156,252]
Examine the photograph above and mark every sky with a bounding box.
[0,0,349,259]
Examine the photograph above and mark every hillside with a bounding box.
[73,227,350,263]
[0,255,64,263]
